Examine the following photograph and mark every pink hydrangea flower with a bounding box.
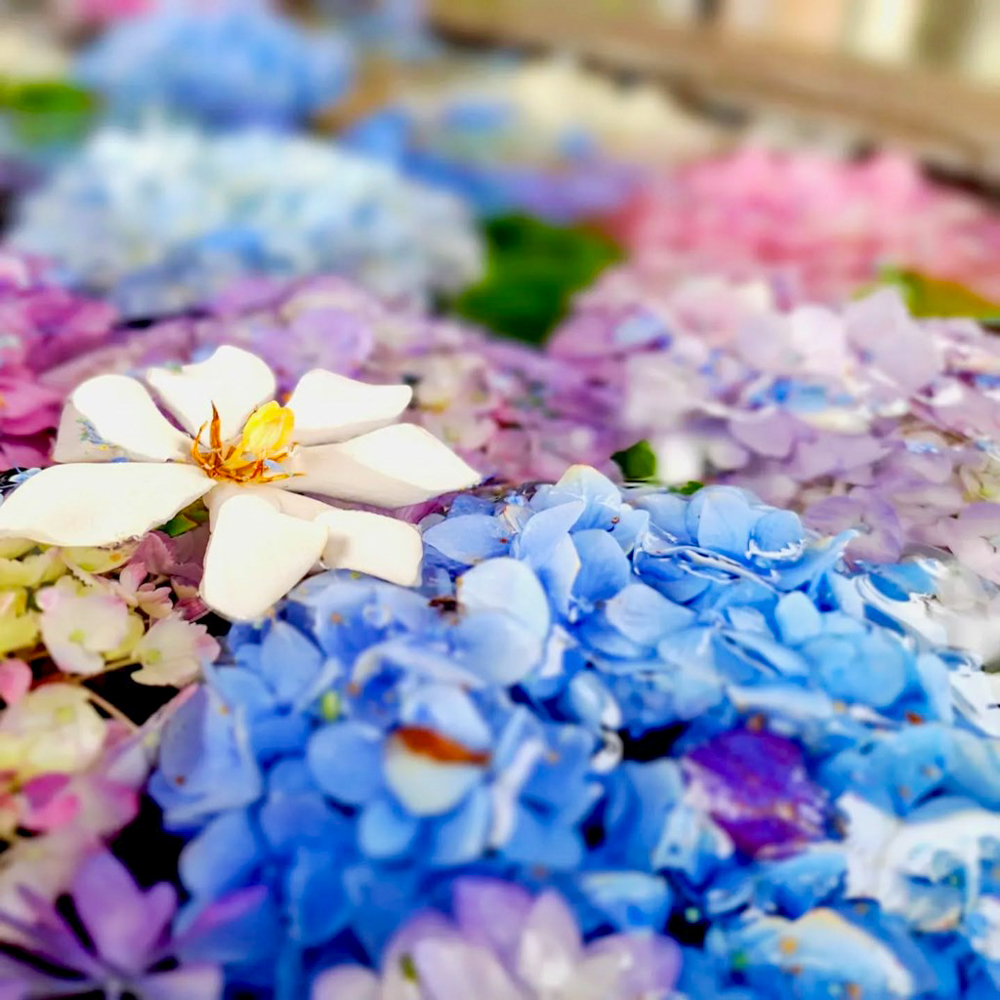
[610,149,1000,306]
[0,374,63,468]
[0,251,117,469]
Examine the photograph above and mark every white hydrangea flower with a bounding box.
[0,345,479,620]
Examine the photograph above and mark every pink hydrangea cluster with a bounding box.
[49,274,625,486]
[0,252,117,468]
[52,0,150,29]
[610,149,1000,306]
[552,273,1000,587]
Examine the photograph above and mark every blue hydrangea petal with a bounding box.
[306,721,384,805]
[533,535,581,618]
[571,872,673,934]
[810,633,907,709]
[693,490,760,560]
[429,786,492,866]
[424,514,512,565]
[572,530,632,604]
[510,500,586,566]
[285,848,351,947]
[503,805,584,870]
[451,612,544,686]
[175,886,282,970]
[531,466,623,531]
[634,543,713,604]
[152,687,264,829]
[250,713,313,764]
[774,591,823,645]
[752,848,847,916]
[457,558,550,638]
[637,494,694,543]
[358,794,421,860]
[610,506,651,554]
[179,810,263,902]
[750,509,805,557]
[257,621,324,705]
[603,584,696,646]
[563,671,622,730]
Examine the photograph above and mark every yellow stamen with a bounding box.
[191,402,298,485]
[238,401,295,458]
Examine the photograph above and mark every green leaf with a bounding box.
[671,480,704,496]
[612,440,658,482]
[158,500,209,538]
[450,214,623,343]
[871,268,1000,321]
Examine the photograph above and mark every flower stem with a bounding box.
[82,687,139,732]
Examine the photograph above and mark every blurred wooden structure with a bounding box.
[428,0,1000,180]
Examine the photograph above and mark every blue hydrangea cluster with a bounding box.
[150,468,1000,999]
[76,0,354,130]
[317,0,431,56]
[10,124,483,319]
[344,104,640,223]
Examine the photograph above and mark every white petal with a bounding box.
[207,488,422,586]
[0,463,212,547]
[203,483,284,525]
[383,735,484,817]
[286,424,480,509]
[316,509,423,586]
[200,493,328,621]
[286,370,413,446]
[145,346,276,441]
[53,375,191,464]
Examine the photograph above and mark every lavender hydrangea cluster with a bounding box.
[42,274,622,485]
[144,466,1000,999]
[76,0,354,130]
[7,125,483,319]
[552,277,1000,652]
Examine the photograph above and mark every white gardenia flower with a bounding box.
[0,346,480,621]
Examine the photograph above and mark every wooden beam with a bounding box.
[428,0,1000,179]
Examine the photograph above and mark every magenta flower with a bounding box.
[0,250,117,469]
[0,374,62,468]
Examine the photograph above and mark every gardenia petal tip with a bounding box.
[145,345,277,441]
[0,463,212,548]
[200,494,328,622]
